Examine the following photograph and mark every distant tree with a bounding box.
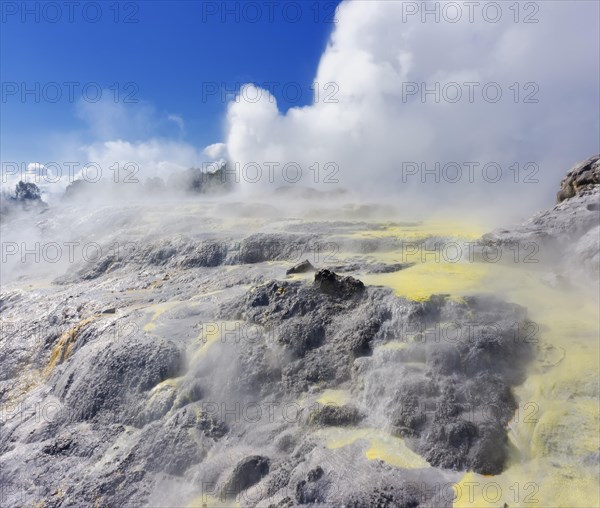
[1,181,47,220]
[14,181,42,201]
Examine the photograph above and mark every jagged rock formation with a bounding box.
[221,274,532,475]
[557,155,600,203]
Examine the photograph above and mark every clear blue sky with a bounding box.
[1,0,341,161]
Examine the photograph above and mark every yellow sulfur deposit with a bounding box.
[143,300,183,333]
[316,389,353,407]
[187,495,240,508]
[44,315,98,376]
[453,266,600,508]
[361,261,489,302]
[317,427,430,469]
[345,220,486,241]
[344,222,599,508]
[191,320,245,361]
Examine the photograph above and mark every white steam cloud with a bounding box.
[225,0,600,217]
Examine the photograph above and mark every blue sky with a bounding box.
[1,1,341,161]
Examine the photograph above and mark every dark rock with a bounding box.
[314,269,365,299]
[275,434,296,453]
[419,419,478,471]
[80,255,118,281]
[1,181,48,218]
[286,259,315,275]
[295,467,329,504]
[41,437,74,456]
[347,311,389,357]
[222,277,391,394]
[235,233,316,264]
[265,466,292,497]
[328,262,412,274]
[379,295,533,474]
[168,163,234,195]
[307,466,324,482]
[224,455,271,497]
[344,485,420,508]
[309,404,363,426]
[390,393,427,437]
[277,319,325,358]
[14,181,42,201]
[367,262,412,274]
[469,421,509,475]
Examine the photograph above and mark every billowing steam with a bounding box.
[225,0,599,217]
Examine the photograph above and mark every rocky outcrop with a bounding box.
[308,404,364,426]
[220,271,533,476]
[286,259,315,275]
[557,154,600,202]
[483,155,599,277]
[313,269,365,299]
[223,455,271,497]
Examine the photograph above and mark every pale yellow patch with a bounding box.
[149,376,183,394]
[142,300,183,332]
[191,320,245,360]
[317,428,429,469]
[186,495,240,508]
[340,223,598,507]
[361,261,488,302]
[344,220,486,241]
[316,389,353,407]
[377,341,410,351]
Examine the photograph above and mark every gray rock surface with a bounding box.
[0,155,597,507]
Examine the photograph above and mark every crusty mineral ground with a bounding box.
[1,157,598,507]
